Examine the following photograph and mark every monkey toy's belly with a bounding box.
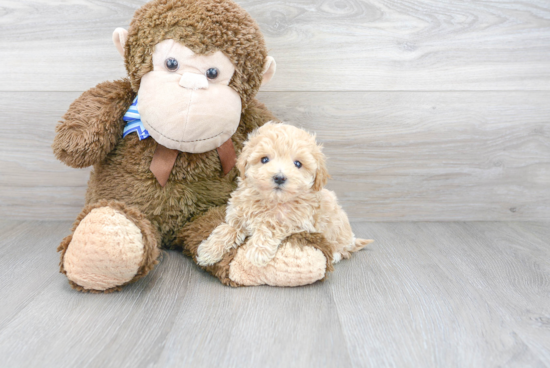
[84,134,237,247]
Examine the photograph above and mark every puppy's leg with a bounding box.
[246,227,285,267]
[197,223,243,266]
[228,218,247,247]
[332,250,344,264]
[317,189,373,262]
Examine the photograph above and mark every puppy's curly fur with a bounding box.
[197,122,372,267]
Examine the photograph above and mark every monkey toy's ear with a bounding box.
[261,56,277,86]
[112,28,129,58]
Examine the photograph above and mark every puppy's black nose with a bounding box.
[273,175,287,185]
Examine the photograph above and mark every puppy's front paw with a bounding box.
[196,240,225,266]
[234,231,247,247]
[245,245,277,268]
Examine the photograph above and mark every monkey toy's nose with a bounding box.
[273,175,287,186]
[179,72,209,90]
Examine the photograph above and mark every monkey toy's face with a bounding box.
[113,28,276,154]
[139,40,242,153]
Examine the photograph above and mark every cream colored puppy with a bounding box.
[196,122,373,267]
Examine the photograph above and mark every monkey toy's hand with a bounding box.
[53,79,135,169]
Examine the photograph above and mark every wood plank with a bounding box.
[0,221,70,330]
[153,276,350,368]
[417,222,550,365]
[1,221,549,367]
[1,0,550,92]
[508,222,550,256]
[1,91,549,221]
[455,221,550,362]
[0,220,349,368]
[0,237,199,367]
[329,222,550,367]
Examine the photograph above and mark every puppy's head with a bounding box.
[237,122,329,202]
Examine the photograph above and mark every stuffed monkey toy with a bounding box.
[52,0,334,292]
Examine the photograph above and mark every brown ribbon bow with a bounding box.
[150,138,237,187]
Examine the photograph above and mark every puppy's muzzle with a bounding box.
[273,174,287,186]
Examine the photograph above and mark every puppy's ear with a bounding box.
[236,123,271,179]
[312,148,330,191]
[236,130,259,179]
[236,144,249,179]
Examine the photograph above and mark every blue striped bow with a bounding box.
[123,97,150,140]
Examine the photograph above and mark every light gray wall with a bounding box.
[1,0,549,221]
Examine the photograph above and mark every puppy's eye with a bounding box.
[261,157,269,164]
[294,161,302,169]
[165,58,179,71]
[206,68,219,79]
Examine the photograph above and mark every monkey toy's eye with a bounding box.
[165,58,179,71]
[261,157,269,164]
[294,161,302,169]
[206,68,219,80]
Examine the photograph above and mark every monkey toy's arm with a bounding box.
[52,79,135,168]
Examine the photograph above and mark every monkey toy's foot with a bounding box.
[58,201,160,293]
[229,233,334,286]
[178,206,335,287]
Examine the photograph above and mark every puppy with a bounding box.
[196,122,373,267]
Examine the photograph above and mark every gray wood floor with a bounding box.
[1,221,549,368]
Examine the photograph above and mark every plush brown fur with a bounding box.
[54,80,278,290]
[57,200,161,293]
[53,0,331,291]
[54,78,276,247]
[125,0,267,109]
[84,90,275,247]
[53,79,136,169]
[176,205,242,287]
